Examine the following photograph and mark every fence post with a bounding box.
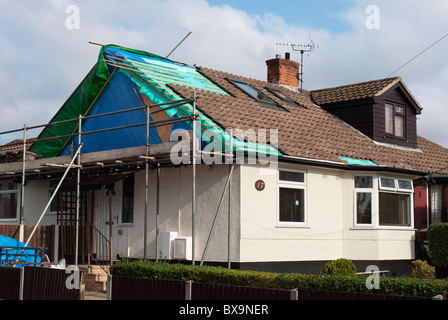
[19,267,24,300]
[107,275,112,300]
[185,280,193,300]
[290,288,298,300]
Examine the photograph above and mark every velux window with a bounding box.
[227,78,286,111]
[385,102,406,138]
[278,169,306,226]
[354,175,413,227]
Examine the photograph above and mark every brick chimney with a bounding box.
[266,53,300,90]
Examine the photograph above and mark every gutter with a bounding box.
[280,154,428,176]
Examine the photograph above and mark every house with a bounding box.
[1,44,448,276]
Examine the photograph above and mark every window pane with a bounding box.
[379,192,410,226]
[385,104,393,134]
[122,175,134,223]
[280,171,304,183]
[380,178,395,189]
[0,183,16,191]
[356,192,372,224]
[0,193,17,219]
[279,187,305,223]
[394,116,404,137]
[396,106,404,113]
[355,176,372,188]
[398,180,412,191]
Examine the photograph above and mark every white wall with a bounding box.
[239,163,416,263]
[119,164,240,262]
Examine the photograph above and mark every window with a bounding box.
[265,87,305,108]
[385,102,406,138]
[354,176,373,225]
[227,78,286,111]
[278,169,306,226]
[121,175,134,223]
[354,175,413,227]
[0,183,19,220]
[378,177,413,227]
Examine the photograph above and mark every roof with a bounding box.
[6,44,448,176]
[310,77,423,112]
[172,67,448,175]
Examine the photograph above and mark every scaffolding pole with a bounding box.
[200,163,235,266]
[19,125,27,242]
[23,144,83,249]
[192,92,197,265]
[75,115,82,266]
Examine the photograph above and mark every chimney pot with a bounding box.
[285,52,290,60]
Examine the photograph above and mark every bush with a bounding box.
[411,260,436,280]
[428,223,448,277]
[110,260,448,298]
[320,258,357,276]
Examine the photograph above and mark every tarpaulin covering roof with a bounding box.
[29,45,281,158]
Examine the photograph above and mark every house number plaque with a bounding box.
[255,179,265,191]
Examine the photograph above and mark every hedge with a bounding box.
[428,223,448,269]
[110,260,448,298]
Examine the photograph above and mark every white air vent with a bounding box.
[173,236,192,260]
[158,231,178,260]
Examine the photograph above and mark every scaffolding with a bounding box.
[0,93,235,269]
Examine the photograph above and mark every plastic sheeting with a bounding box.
[60,70,162,155]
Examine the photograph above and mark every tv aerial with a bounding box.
[276,36,318,91]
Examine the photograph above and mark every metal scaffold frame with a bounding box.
[0,94,215,268]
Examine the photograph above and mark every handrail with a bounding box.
[89,224,111,274]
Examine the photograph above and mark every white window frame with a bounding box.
[0,182,20,222]
[353,174,414,229]
[354,176,376,227]
[277,168,307,227]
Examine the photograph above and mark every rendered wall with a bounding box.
[118,164,241,262]
[239,163,415,263]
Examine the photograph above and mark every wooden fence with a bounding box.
[109,275,434,300]
[0,266,83,300]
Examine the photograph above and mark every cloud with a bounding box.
[0,0,447,147]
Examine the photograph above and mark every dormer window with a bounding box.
[385,102,406,138]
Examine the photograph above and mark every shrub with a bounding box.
[428,223,448,277]
[411,260,436,280]
[320,258,357,276]
[110,260,448,298]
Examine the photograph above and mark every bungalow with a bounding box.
[1,44,447,276]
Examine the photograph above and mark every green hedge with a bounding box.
[428,223,448,269]
[110,260,448,298]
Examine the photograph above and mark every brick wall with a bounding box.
[266,56,300,88]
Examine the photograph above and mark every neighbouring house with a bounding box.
[1,44,448,276]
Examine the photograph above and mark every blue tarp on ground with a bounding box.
[0,235,43,267]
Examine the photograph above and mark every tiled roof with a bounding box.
[310,77,401,105]
[170,67,448,175]
[0,139,37,163]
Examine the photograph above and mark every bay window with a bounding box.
[354,175,413,227]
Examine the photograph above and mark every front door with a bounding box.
[93,188,119,262]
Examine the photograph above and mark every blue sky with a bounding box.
[207,0,354,32]
[0,0,448,147]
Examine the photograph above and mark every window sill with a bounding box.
[351,226,415,231]
[276,223,310,229]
